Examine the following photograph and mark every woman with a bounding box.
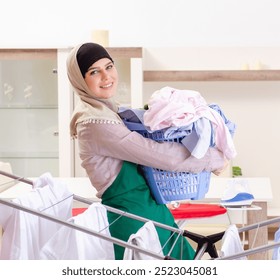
[67,42,227,260]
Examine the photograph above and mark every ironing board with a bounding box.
[170,203,227,219]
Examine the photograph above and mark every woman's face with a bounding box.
[84,58,118,99]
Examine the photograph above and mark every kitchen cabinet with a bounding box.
[0,49,58,177]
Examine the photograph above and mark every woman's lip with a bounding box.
[101,83,113,88]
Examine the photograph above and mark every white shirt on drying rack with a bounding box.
[0,173,73,260]
[220,224,247,260]
[123,221,163,260]
[40,202,114,260]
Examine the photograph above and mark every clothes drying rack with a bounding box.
[218,217,280,260]
[0,169,280,260]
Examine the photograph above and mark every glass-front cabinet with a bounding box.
[0,49,59,177]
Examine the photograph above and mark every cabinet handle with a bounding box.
[53,131,59,136]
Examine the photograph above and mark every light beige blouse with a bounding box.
[76,121,225,198]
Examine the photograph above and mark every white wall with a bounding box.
[1,0,280,48]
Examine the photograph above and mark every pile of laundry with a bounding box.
[119,86,237,161]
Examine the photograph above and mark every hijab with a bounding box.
[67,43,122,137]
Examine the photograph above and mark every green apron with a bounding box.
[102,161,195,260]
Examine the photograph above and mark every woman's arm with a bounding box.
[77,122,226,174]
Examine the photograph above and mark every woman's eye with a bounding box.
[106,64,113,70]
[89,70,98,75]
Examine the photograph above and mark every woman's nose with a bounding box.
[101,70,109,80]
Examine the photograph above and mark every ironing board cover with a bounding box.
[170,203,226,219]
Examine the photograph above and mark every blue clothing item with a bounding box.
[118,107,144,123]
[163,124,193,139]
[209,103,236,137]
[181,118,213,159]
[272,227,280,260]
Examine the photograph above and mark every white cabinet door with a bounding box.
[0,49,59,177]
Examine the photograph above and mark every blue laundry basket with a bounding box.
[124,121,211,204]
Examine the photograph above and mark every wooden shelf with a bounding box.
[143,70,280,81]
[106,47,142,58]
[0,49,57,59]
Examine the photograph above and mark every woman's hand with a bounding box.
[205,147,230,176]
[212,158,229,176]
